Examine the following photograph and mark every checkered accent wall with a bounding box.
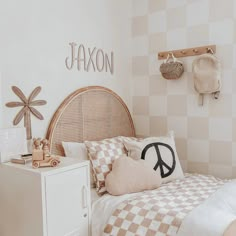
[131,0,236,178]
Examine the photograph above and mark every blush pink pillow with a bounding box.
[105,156,162,196]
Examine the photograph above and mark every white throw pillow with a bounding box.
[123,131,184,183]
[62,142,87,161]
[62,142,95,188]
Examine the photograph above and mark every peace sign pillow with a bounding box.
[123,131,184,183]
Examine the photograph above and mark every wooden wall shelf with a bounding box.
[158,45,216,60]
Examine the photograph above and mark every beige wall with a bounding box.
[0,0,132,137]
[131,0,236,178]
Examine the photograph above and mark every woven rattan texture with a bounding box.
[48,87,135,156]
[160,61,184,80]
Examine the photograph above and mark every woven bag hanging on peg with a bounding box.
[160,52,184,80]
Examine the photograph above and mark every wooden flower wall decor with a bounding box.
[6,86,47,140]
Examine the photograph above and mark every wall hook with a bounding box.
[206,47,214,54]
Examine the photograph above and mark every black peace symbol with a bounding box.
[141,142,176,178]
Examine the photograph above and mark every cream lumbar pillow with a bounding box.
[105,156,162,196]
[123,131,184,183]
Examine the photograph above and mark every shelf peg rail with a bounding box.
[158,45,216,60]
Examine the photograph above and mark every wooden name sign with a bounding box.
[65,42,114,74]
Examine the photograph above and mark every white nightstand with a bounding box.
[0,157,91,236]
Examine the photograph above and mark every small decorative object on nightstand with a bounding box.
[32,138,60,168]
[11,155,32,164]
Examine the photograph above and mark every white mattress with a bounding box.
[90,188,100,204]
[91,191,140,236]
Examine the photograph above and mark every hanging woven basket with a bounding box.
[160,53,184,80]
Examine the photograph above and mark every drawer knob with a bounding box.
[83,213,87,218]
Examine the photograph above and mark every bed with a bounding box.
[46,86,236,236]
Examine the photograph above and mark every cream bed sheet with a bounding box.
[91,192,140,236]
[90,188,100,204]
[177,180,236,236]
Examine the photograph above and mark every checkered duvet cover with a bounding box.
[103,174,226,236]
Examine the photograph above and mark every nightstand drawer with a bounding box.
[45,166,89,236]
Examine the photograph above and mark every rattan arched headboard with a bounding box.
[46,86,135,156]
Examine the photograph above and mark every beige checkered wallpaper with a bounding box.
[131,0,236,179]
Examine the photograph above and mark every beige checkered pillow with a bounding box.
[85,137,127,194]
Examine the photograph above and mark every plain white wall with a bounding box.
[0,0,132,138]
